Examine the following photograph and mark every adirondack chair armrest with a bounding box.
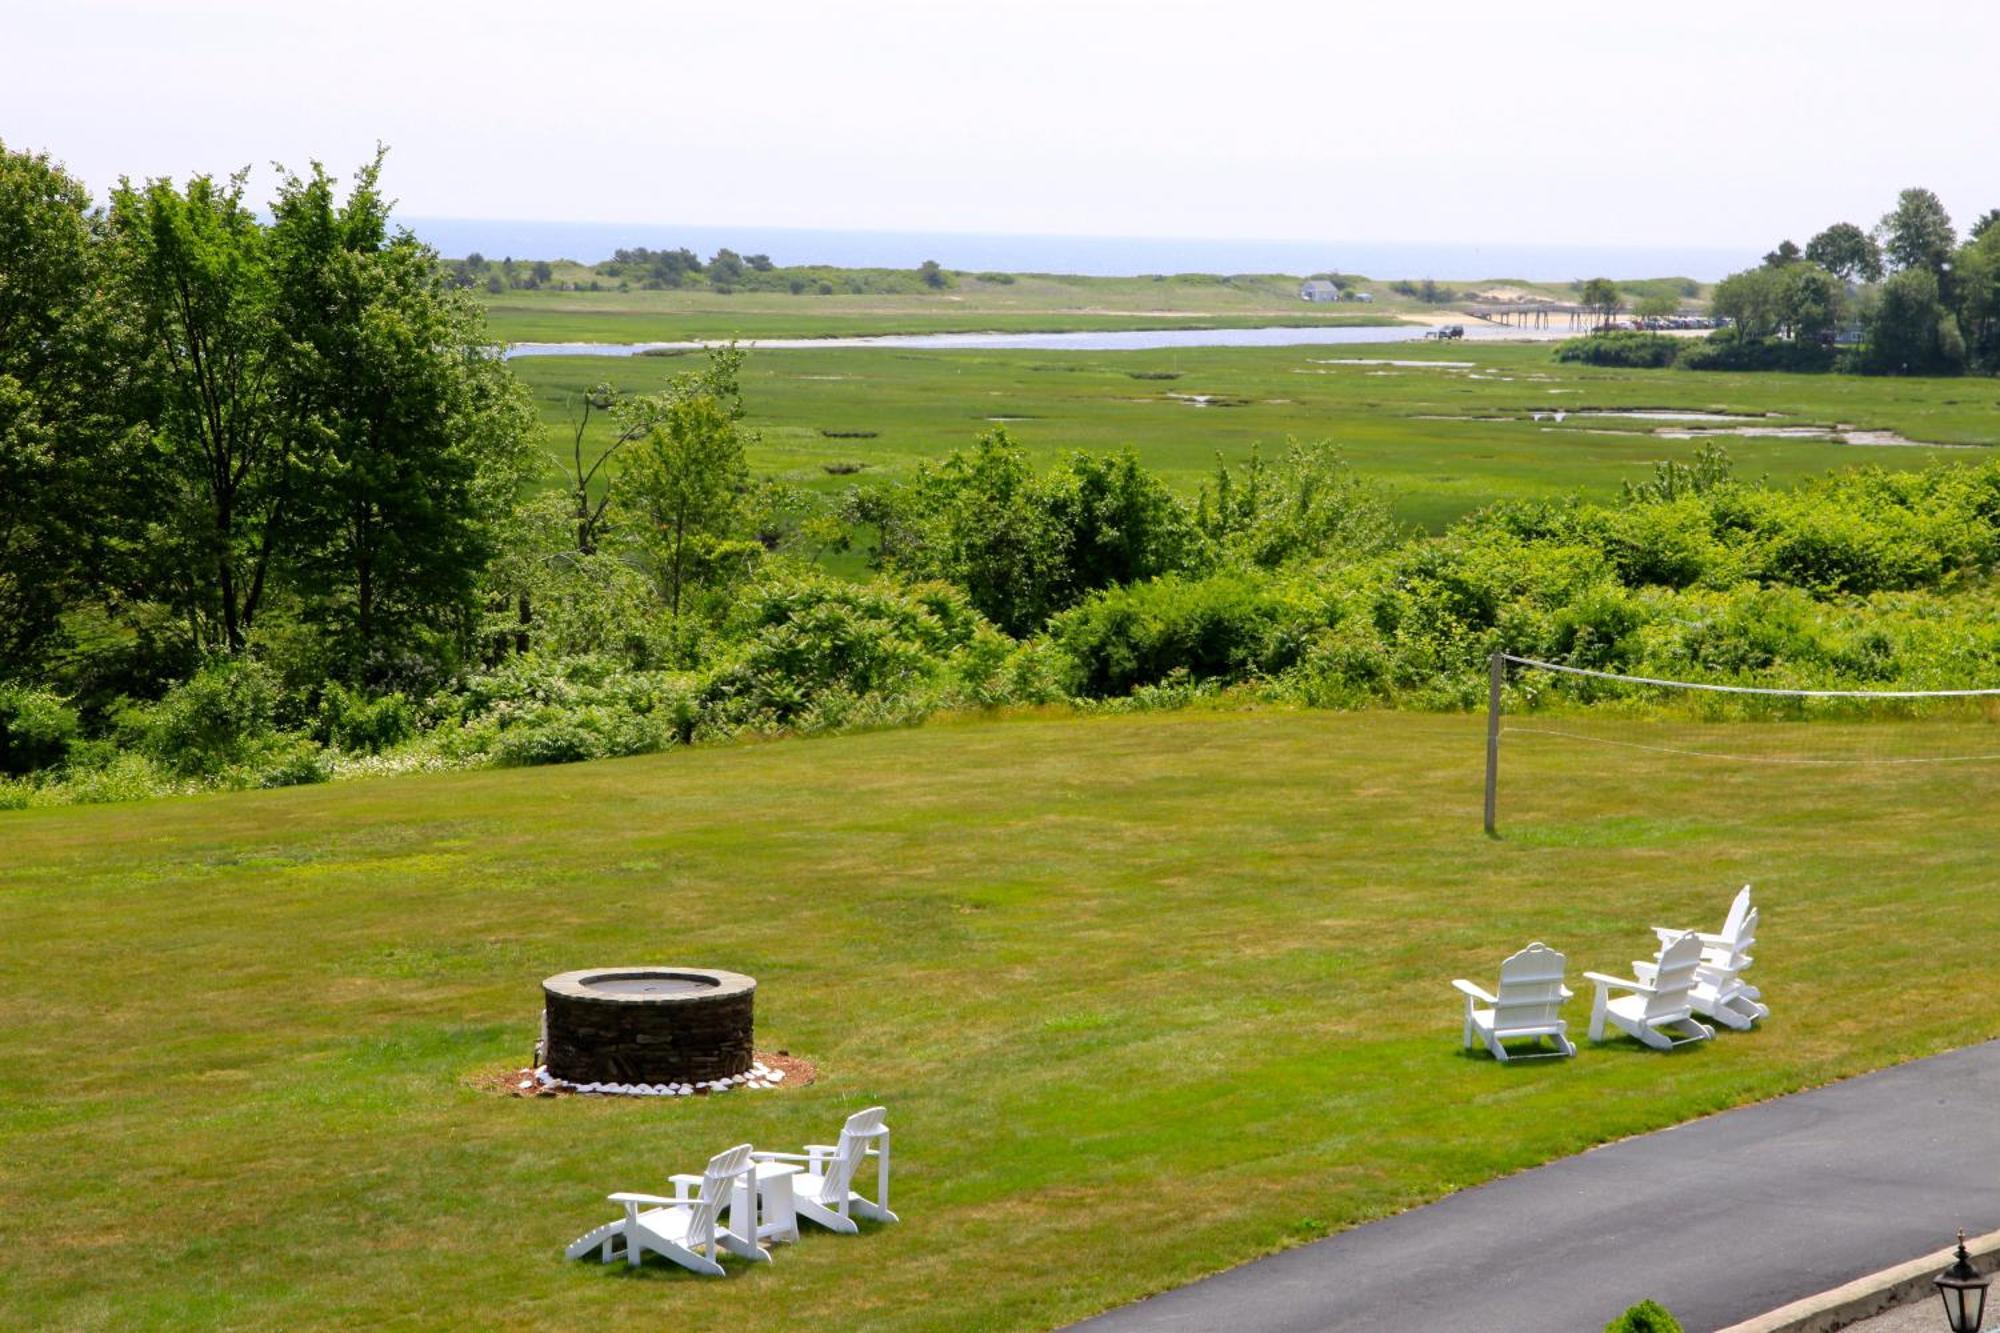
[608,1191,683,1207]
[750,1150,814,1163]
[1649,925,1689,943]
[1450,978,1497,1004]
[1559,984,1574,999]
[1582,970,1655,995]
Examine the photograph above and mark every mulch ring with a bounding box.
[472,1050,818,1099]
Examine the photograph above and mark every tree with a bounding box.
[0,141,133,676]
[708,247,745,289]
[1863,268,1964,375]
[1972,210,2000,242]
[1779,264,1843,342]
[1709,266,1784,339]
[265,157,536,668]
[1805,222,1884,283]
[745,253,773,272]
[529,259,553,286]
[463,251,488,273]
[1634,293,1680,319]
[918,258,947,290]
[616,348,755,615]
[1878,187,1955,278]
[1761,239,1802,269]
[894,430,1202,635]
[1954,227,2000,370]
[108,168,292,654]
[1579,277,1621,325]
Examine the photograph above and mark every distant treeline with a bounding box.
[1566,188,2000,376]
[441,244,960,296]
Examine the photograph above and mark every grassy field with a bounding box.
[509,340,1999,531]
[6,707,1998,1328]
[481,271,1408,344]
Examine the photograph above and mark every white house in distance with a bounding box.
[1299,279,1373,303]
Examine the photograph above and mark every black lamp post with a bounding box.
[1937,1229,1991,1333]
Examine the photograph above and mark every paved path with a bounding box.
[1081,1041,2000,1333]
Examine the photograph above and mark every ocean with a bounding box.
[402,218,1751,283]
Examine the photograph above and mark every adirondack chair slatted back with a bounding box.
[1644,932,1705,1019]
[1491,942,1568,1033]
[686,1143,754,1250]
[1720,885,1753,942]
[820,1106,889,1202]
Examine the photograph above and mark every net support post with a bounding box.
[1484,650,1504,836]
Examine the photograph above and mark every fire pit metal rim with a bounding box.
[543,966,756,1005]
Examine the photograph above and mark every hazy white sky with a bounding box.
[4,0,1995,249]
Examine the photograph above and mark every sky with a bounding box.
[4,0,1996,254]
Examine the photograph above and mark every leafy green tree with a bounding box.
[266,158,537,669]
[1972,209,2000,242]
[1878,187,1955,278]
[616,349,756,615]
[108,169,293,654]
[1781,264,1844,341]
[0,141,133,676]
[1761,239,1802,268]
[1709,266,1783,338]
[745,253,773,272]
[1864,267,1964,374]
[1633,293,1679,319]
[1805,222,1883,283]
[708,247,745,289]
[1950,227,2000,370]
[1579,277,1621,324]
[918,258,947,290]
[896,430,1202,635]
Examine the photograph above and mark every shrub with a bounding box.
[253,737,332,788]
[0,685,80,776]
[1052,572,1328,697]
[315,684,416,753]
[1606,1299,1682,1333]
[1677,331,1834,372]
[136,658,280,777]
[1554,332,1682,368]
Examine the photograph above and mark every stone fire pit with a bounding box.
[540,967,755,1087]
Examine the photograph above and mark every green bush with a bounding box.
[315,684,416,753]
[1554,332,1682,368]
[135,658,280,777]
[0,685,80,776]
[1606,1299,1682,1333]
[1677,330,1835,372]
[1052,572,1329,697]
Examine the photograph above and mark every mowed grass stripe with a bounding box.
[2,708,1995,1328]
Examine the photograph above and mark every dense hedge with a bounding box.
[1553,330,1838,372]
[1554,332,1683,368]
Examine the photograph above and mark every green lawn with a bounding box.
[5,707,1997,1328]
[510,341,1998,531]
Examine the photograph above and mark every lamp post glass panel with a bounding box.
[1937,1230,1991,1333]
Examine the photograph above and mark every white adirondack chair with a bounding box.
[564,1143,771,1275]
[1584,931,1716,1051]
[1636,884,1768,1030]
[1450,941,1577,1062]
[751,1106,898,1234]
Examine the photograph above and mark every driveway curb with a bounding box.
[1717,1228,2000,1333]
